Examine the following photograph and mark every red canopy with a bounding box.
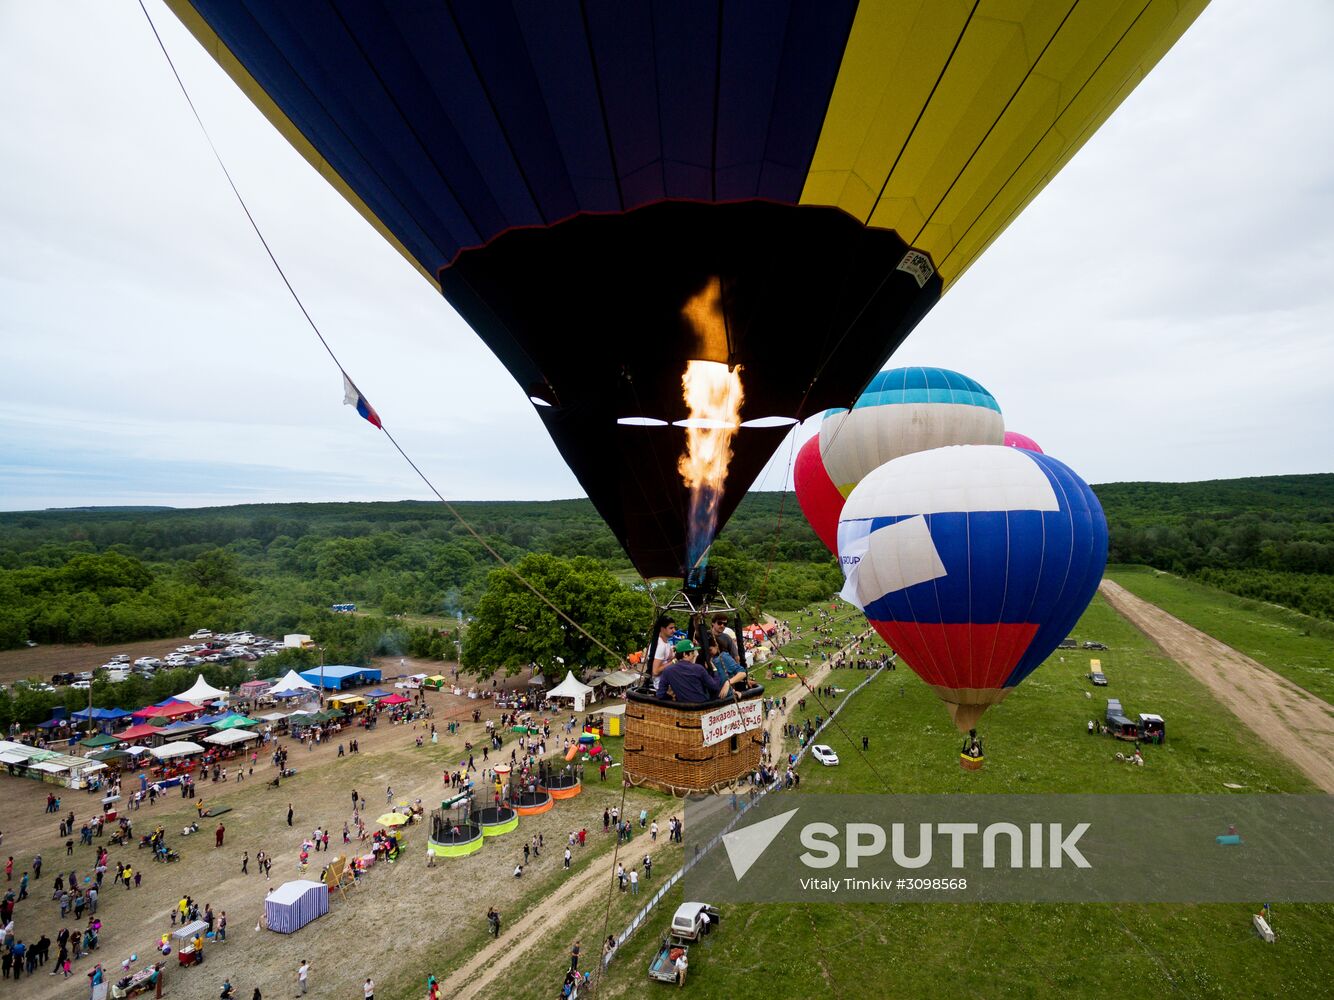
[114,723,161,742]
[133,701,201,720]
[378,693,411,706]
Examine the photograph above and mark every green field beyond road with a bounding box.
[1106,565,1334,706]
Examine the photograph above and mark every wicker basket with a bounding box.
[623,686,764,795]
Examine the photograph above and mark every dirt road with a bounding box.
[1100,579,1334,792]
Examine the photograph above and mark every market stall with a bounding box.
[265,879,329,934]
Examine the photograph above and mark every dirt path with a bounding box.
[1100,579,1334,792]
[446,632,866,1000]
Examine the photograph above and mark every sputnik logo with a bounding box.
[722,808,799,880]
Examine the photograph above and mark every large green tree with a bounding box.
[461,554,652,676]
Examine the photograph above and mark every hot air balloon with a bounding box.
[793,434,844,555]
[1004,431,1044,453]
[819,367,1005,498]
[838,445,1107,743]
[167,0,1205,581]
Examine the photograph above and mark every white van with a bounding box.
[106,666,132,683]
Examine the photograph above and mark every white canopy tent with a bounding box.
[258,712,288,723]
[589,703,627,716]
[595,670,639,689]
[270,669,317,696]
[546,671,595,711]
[204,728,259,746]
[177,674,229,704]
[149,741,205,760]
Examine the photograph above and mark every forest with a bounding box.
[1,472,1331,653]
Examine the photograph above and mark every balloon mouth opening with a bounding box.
[616,415,795,429]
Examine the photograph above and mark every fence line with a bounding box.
[603,658,891,968]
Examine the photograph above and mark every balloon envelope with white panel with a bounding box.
[839,445,1107,733]
[819,368,1004,499]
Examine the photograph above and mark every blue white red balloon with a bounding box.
[838,445,1107,731]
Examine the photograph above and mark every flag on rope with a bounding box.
[342,373,382,429]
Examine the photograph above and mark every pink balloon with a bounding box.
[1003,431,1043,453]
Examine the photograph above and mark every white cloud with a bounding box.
[2,0,1331,514]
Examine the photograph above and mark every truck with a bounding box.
[648,902,720,983]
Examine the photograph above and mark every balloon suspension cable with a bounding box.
[755,427,800,610]
[138,0,627,669]
[762,607,896,794]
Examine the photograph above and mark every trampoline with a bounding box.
[512,788,553,816]
[428,813,484,859]
[471,805,519,837]
[538,772,582,800]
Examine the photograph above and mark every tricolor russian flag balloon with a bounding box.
[839,445,1107,732]
[793,434,844,556]
[1003,431,1043,453]
[819,367,1004,499]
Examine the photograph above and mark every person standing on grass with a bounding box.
[570,940,580,972]
[287,804,293,827]
[241,852,248,875]
[364,977,374,999]
[215,822,225,848]
[296,959,309,995]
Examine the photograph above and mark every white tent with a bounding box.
[204,728,259,746]
[271,669,316,695]
[589,703,626,716]
[149,741,205,760]
[596,669,639,689]
[177,674,229,704]
[546,671,595,711]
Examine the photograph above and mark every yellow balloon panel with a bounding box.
[801,0,1210,289]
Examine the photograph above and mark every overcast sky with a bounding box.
[3,1,1332,513]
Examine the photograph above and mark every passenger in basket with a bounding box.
[656,640,732,705]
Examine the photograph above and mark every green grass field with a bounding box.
[1107,565,1334,706]
[475,592,1333,1000]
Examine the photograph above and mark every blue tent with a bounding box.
[365,689,392,699]
[72,708,132,721]
[298,666,382,691]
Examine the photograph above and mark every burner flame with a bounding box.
[678,278,743,573]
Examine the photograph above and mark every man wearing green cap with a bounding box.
[656,639,732,704]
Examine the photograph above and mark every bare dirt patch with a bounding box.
[0,636,192,686]
[1100,579,1334,792]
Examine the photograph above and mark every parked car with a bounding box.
[190,630,213,639]
[810,744,840,766]
[1088,671,1108,687]
[649,902,721,983]
[76,671,94,681]
[1057,638,1077,650]
[71,680,91,690]
[51,672,75,686]
[134,657,162,668]
[1082,641,1109,650]
[110,653,131,664]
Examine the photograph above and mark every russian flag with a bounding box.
[342,373,382,429]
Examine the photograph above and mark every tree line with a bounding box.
[2,473,1330,657]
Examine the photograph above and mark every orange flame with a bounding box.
[678,278,744,570]
[677,359,744,491]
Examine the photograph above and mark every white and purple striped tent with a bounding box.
[265,880,328,934]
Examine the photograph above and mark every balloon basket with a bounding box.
[959,753,984,772]
[624,685,765,795]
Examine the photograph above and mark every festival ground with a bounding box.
[0,671,675,999]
